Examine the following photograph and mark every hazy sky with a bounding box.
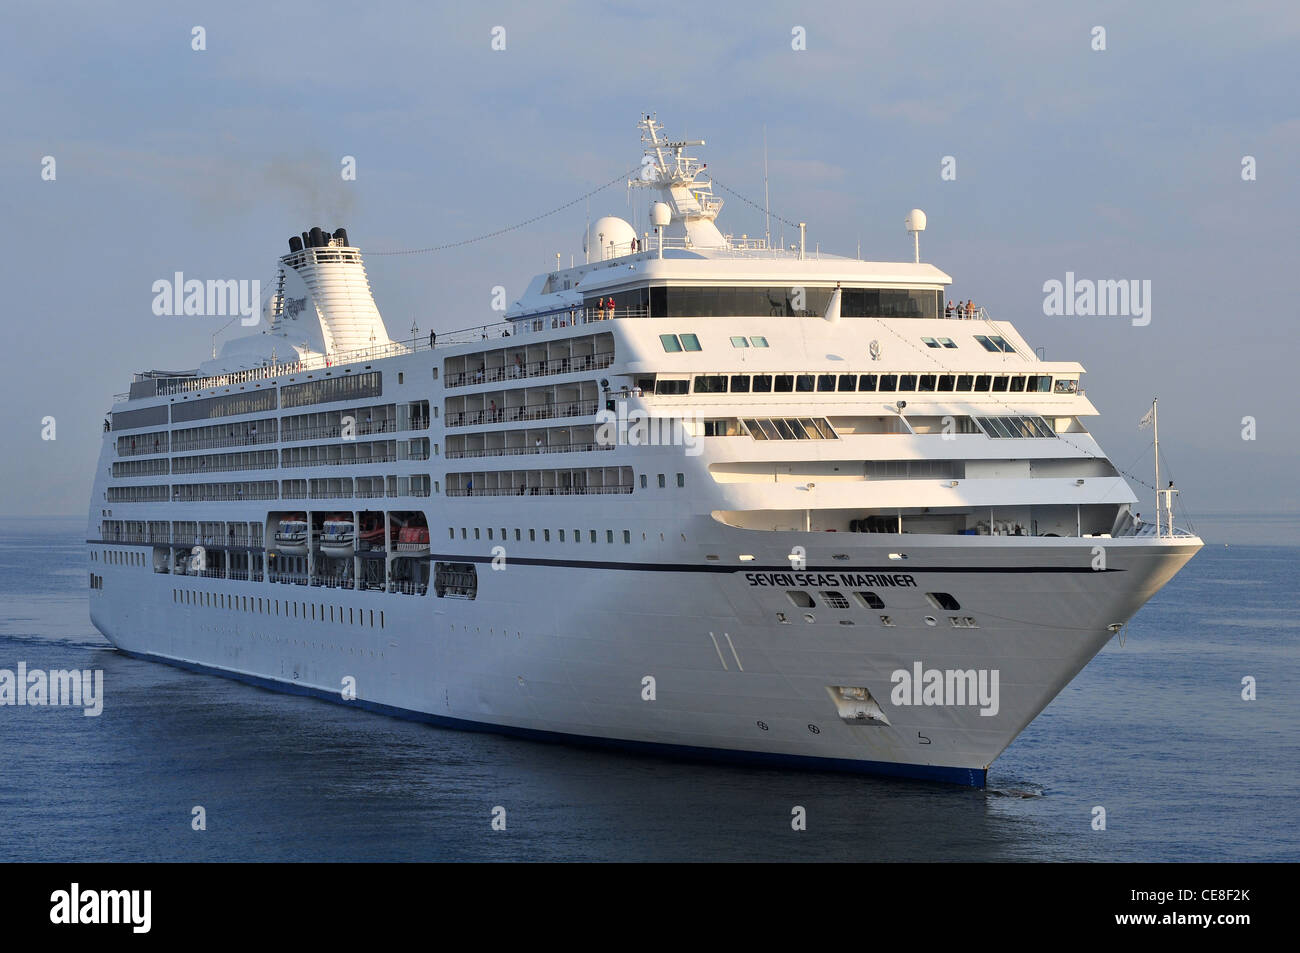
[3,1,1297,520]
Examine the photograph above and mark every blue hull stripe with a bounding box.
[85,540,1119,576]
[113,647,989,788]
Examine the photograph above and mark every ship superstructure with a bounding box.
[87,117,1201,786]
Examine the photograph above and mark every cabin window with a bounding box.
[730,336,749,347]
[529,529,536,541]
[795,374,815,392]
[991,375,1009,392]
[837,374,857,391]
[939,337,957,348]
[659,334,683,353]
[918,374,936,392]
[786,590,816,608]
[730,375,751,392]
[898,374,917,391]
[694,375,728,393]
[858,374,877,391]
[854,591,885,609]
[752,374,773,392]
[676,473,684,487]
[774,375,794,393]
[973,375,991,392]
[878,374,897,392]
[679,333,701,351]
[623,530,631,543]
[921,337,940,348]
[927,592,962,611]
[820,591,851,609]
[937,375,955,392]
[606,530,614,543]
[817,374,837,392]
[544,530,550,542]
[750,336,769,347]
[657,474,666,488]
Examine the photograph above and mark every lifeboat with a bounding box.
[274,518,309,555]
[356,520,389,552]
[320,518,356,559]
[394,526,430,556]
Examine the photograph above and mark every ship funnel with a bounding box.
[281,226,393,355]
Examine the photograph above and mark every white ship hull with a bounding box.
[89,518,1197,786]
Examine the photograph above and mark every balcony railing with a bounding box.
[446,399,599,429]
[446,352,615,389]
[447,485,632,498]
[445,442,613,459]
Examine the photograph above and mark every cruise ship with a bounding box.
[88,117,1201,786]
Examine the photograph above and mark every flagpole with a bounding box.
[1153,398,1160,538]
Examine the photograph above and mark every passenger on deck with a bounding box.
[945,300,954,319]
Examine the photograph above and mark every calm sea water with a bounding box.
[1,516,1296,862]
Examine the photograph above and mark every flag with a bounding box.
[1138,406,1154,430]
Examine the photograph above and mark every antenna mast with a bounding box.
[763,124,771,249]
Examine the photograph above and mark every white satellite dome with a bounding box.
[650,202,673,227]
[584,216,637,261]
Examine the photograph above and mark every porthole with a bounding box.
[804,613,815,624]
[924,616,938,627]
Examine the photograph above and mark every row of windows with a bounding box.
[974,334,1016,353]
[973,416,1057,439]
[171,390,279,424]
[742,418,838,440]
[111,405,169,432]
[648,286,942,319]
[659,333,702,353]
[728,336,770,348]
[281,371,382,410]
[450,525,639,545]
[173,588,386,629]
[100,549,147,566]
[657,372,1059,395]
[787,590,962,611]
